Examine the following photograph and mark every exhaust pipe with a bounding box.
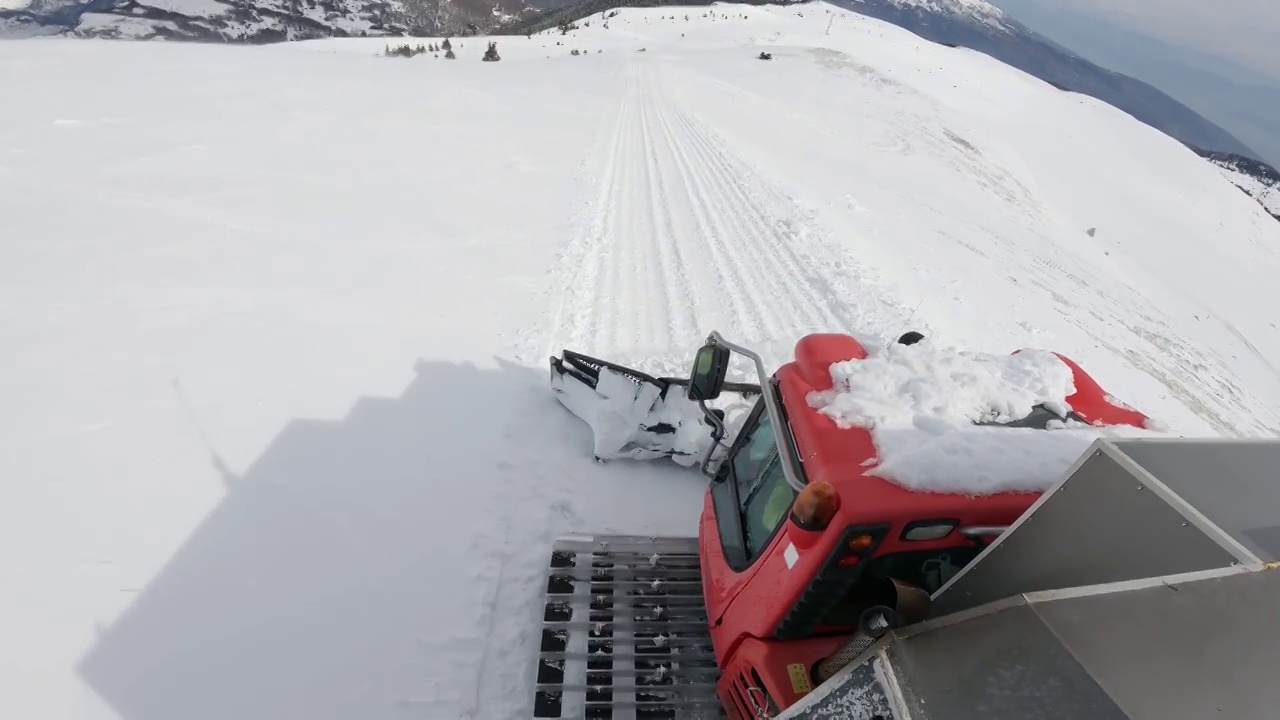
[814,578,931,683]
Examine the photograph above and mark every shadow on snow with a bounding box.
[76,356,696,719]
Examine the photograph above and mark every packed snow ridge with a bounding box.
[808,340,1167,495]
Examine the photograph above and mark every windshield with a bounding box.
[711,395,801,569]
[742,456,796,557]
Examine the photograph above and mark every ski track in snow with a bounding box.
[530,60,902,368]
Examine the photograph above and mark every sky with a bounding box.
[1039,0,1280,80]
[992,0,1280,167]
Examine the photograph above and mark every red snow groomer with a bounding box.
[535,331,1149,719]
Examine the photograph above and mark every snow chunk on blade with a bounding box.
[807,341,1168,496]
[550,349,757,466]
[554,361,710,464]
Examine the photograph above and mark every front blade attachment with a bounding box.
[549,350,759,466]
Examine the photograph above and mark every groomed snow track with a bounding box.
[535,60,903,365]
[533,535,725,719]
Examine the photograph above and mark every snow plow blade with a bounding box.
[549,349,760,465]
[532,535,724,719]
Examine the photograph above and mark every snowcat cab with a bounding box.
[536,331,1150,719]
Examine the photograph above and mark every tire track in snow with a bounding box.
[662,101,878,336]
[637,71,700,348]
[646,63,889,342]
[547,63,704,358]
[632,78,670,351]
[539,60,909,363]
[657,101,828,337]
[642,65,768,342]
[592,66,635,353]
[540,65,635,357]
[650,73,778,338]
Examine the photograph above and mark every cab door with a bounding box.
[701,397,800,630]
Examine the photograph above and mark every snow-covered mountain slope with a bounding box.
[1204,152,1280,220]
[2,0,539,40]
[72,0,409,42]
[854,0,1011,31]
[2,4,1279,719]
[821,0,1262,161]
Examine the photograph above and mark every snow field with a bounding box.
[1,37,704,720]
[2,3,1280,719]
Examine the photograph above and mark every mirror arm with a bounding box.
[697,398,728,479]
[705,331,807,492]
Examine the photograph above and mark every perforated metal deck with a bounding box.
[532,535,726,719]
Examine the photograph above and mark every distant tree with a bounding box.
[384,42,427,58]
[441,37,452,51]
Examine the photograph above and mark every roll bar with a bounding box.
[694,331,807,492]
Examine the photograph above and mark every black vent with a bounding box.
[773,525,889,640]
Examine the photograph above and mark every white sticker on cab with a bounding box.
[784,542,799,569]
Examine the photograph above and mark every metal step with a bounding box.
[532,535,726,719]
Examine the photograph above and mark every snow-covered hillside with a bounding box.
[852,0,1011,31]
[1209,155,1280,220]
[72,0,410,42]
[3,4,1280,719]
[1,0,539,41]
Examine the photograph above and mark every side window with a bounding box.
[742,457,797,558]
[710,476,745,566]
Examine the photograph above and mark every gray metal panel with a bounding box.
[887,602,1128,720]
[785,657,895,720]
[1113,439,1280,562]
[932,447,1239,616]
[1035,566,1280,719]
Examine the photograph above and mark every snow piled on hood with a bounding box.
[807,339,1167,496]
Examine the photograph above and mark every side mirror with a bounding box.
[687,341,730,401]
